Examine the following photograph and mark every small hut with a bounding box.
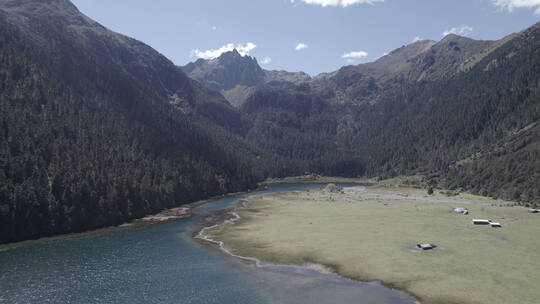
[417,243,437,250]
[490,222,502,228]
[472,219,491,225]
[453,207,469,214]
[529,208,539,213]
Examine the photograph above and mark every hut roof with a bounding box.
[417,243,436,250]
[472,219,491,225]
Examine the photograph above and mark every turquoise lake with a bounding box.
[0,184,416,304]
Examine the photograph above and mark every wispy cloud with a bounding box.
[491,0,540,14]
[192,42,257,59]
[260,57,272,65]
[342,51,368,59]
[295,43,309,51]
[291,0,384,7]
[442,25,473,37]
[342,51,368,63]
[412,36,422,43]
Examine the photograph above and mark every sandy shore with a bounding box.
[140,207,190,222]
[205,185,540,304]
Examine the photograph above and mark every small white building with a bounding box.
[454,207,469,214]
[530,208,539,213]
[472,219,491,225]
[490,222,502,228]
[417,243,436,250]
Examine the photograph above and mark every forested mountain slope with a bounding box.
[240,22,540,204]
[0,0,256,244]
[1,0,243,132]
[342,23,540,202]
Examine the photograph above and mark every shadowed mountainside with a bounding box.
[0,0,256,243]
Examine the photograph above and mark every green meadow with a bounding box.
[209,186,540,304]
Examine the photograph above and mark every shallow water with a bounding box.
[0,183,416,304]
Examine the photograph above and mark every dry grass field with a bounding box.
[207,185,540,304]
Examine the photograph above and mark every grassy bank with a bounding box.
[208,185,540,304]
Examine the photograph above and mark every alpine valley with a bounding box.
[0,0,539,244]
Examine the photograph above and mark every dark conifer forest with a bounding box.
[0,5,256,243]
[0,0,538,244]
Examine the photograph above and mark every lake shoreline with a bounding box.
[0,187,264,250]
[194,193,421,304]
[1,183,427,304]
[203,184,536,304]
[1,174,516,250]
[0,176,369,249]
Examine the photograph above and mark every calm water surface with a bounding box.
[0,184,416,304]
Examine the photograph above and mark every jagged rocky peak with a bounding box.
[181,49,265,90]
[218,49,264,73]
[181,48,311,106]
[219,48,247,60]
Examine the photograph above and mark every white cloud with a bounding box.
[260,57,272,64]
[412,36,422,43]
[342,51,368,63]
[442,25,473,37]
[291,0,384,7]
[491,0,540,14]
[342,51,368,59]
[295,42,309,51]
[192,42,257,59]
[211,25,217,31]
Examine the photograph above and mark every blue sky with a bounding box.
[71,0,540,75]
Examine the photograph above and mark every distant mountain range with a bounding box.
[1,0,538,244]
[182,31,518,107]
[310,33,513,105]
